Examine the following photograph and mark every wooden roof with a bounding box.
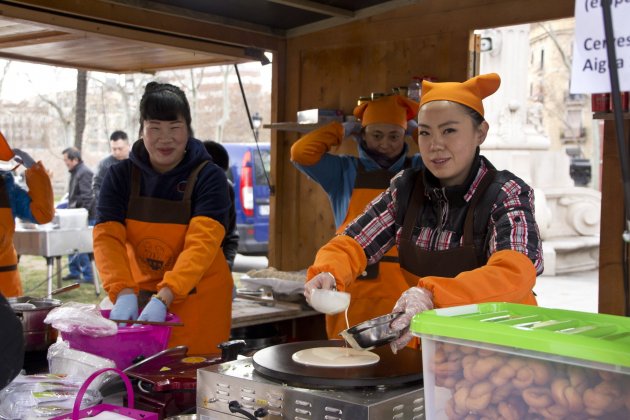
[0,0,410,72]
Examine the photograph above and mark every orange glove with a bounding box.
[306,234,367,291]
[93,221,138,303]
[25,161,54,224]
[290,122,344,166]
[158,215,226,303]
[418,249,538,308]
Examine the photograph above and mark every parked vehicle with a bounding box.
[223,143,271,255]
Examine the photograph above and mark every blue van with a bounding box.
[223,143,271,255]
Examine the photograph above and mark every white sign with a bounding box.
[570,0,630,94]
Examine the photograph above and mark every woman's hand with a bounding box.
[110,291,138,325]
[303,272,336,302]
[389,287,433,353]
[136,296,168,324]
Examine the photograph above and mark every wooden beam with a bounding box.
[267,0,355,18]
[0,3,255,62]
[0,29,80,48]
[0,0,282,51]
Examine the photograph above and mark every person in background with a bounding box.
[303,73,543,353]
[94,81,232,354]
[92,130,130,203]
[61,147,95,283]
[203,140,239,273]
[291,94,423,339]
[0,133,54,297]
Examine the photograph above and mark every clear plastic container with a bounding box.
[412,303,630,419]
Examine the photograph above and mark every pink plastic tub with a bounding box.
[61,310,178,369]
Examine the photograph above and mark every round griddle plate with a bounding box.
[252,340,422,388]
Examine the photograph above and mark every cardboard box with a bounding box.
[411,303,630,419]
[297,108,344,124]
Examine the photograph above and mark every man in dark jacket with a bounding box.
[61,147,95,283]
[92,130,130,204]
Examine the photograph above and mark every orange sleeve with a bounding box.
[418,249,538,308]
[158,215,226,303]
[25,162,55,224]
[93,221,138,303]
[290,122,344,166]
[306,235,367,291]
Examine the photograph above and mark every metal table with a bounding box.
[13,227,101,296]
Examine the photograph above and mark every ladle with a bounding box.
[11,283,81,311]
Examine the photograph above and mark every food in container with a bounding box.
[411,303,630,420]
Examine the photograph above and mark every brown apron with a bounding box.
[398,169,496,282]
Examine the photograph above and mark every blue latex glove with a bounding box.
[109,294,138,325]
[135,296,167,326]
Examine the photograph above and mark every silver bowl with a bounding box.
[339,312,403,350]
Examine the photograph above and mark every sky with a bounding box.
[1,60,77,101]
[0,57,272,102]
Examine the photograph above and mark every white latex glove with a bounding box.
[389,287,433,354]
[342,120,362,140]
[303,272,336,302]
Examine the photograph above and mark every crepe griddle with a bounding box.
[252,339,422,388]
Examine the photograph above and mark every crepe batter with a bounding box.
[292,346,380,367]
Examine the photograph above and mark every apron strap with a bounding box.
[462,168,497,247]
[401,172,424,242]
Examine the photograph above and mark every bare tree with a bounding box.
[0,60,12,100]
[74,69,88,149]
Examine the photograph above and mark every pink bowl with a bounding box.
[61,310,178,369]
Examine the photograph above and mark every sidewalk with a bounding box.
[535,269,599,313]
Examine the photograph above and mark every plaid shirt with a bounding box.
[343,156,544,275]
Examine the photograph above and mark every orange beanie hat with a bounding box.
[419,73,501,116]
[354,95,419,129]
[0,131,14,161]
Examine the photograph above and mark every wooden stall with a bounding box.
[3,0,627,315]
[270,0,576,271]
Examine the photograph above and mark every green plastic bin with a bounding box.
[411,303,630,419]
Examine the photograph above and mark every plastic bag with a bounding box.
[48,342,116,390]
[44,302,117,337]
[0,373,100,419]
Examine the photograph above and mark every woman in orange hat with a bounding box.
[291,94,423,338]
[93,82,232,354]
[0,133,54,297]
[303,73,543,352]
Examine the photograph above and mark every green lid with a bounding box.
[411,303,630,368]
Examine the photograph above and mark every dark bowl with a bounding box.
[339,312,403,350]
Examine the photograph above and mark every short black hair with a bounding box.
[139,81,193,137]
[62,147,82,162]
[203,140,229,171]
[110,130,129,142]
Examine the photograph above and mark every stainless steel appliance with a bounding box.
[13,227,100,295]
[197,340,425,419]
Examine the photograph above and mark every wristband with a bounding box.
[152,294,168,308]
